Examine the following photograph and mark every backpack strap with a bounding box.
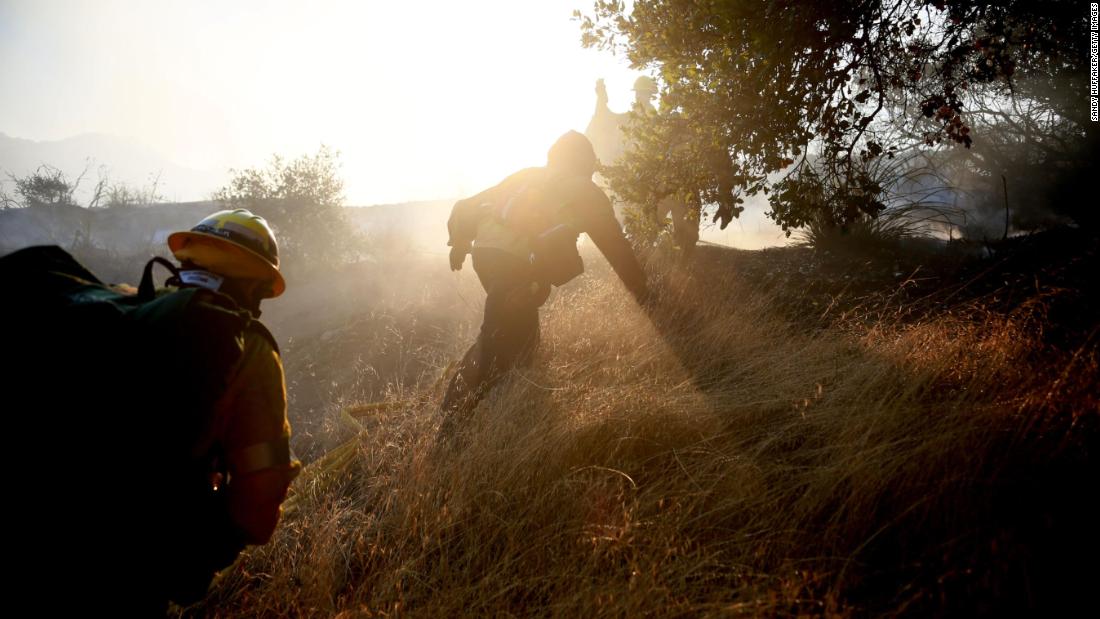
[247,319,280,355]
[229,439,293,476]
[138,257,181,300]
[179,284,279,355]
[494,183,531,223]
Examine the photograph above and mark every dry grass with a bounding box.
[185,245,1097,617]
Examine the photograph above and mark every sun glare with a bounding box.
[202,0,644,205]
[311,1,643,204]
[0,1,642,205]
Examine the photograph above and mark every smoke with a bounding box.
[0,202,216,281]
[922,76,1094,239]
[699,192,789,250]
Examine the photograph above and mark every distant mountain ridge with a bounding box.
[0,131,225,204]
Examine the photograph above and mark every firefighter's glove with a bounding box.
[449,245,469,272]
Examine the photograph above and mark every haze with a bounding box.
[0,0,642,205]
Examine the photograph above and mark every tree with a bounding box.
[0,184,16,210]
[2,162,167,211]
[214,145,359,270]
[955,84,1095,232]
[6,164,83,208]
[578,0,1092,234]
[100,171,164,209]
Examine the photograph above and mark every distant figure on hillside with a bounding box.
[585,76,700,253]
[1,209,300,614]
[441,131,649,438]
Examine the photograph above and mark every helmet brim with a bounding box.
[168,230,286,298]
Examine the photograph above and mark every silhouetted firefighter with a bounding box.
[440,131,648,438]
[1,209,300,615]
[585,76,701,253]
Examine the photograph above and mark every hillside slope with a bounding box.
[189,234,1098,616]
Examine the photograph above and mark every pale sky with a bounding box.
[0,0,645,204]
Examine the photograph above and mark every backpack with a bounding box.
[0,245,276,608]
[495,177,586,286]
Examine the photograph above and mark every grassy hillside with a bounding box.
[187,233,1098,616]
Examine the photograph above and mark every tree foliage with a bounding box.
[97,172,164,209]
[5,164,82,209]
[1,162,164,210]
[578,0,1092,233]
[214,145,359,270]
[951,86,1095,232]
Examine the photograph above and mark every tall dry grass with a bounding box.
[188,246,1096,617]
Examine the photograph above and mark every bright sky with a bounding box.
[0,0,644,204]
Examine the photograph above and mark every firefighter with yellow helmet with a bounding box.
[163,208,300,606]
[1,207,300,614]
[168,208,287,304]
